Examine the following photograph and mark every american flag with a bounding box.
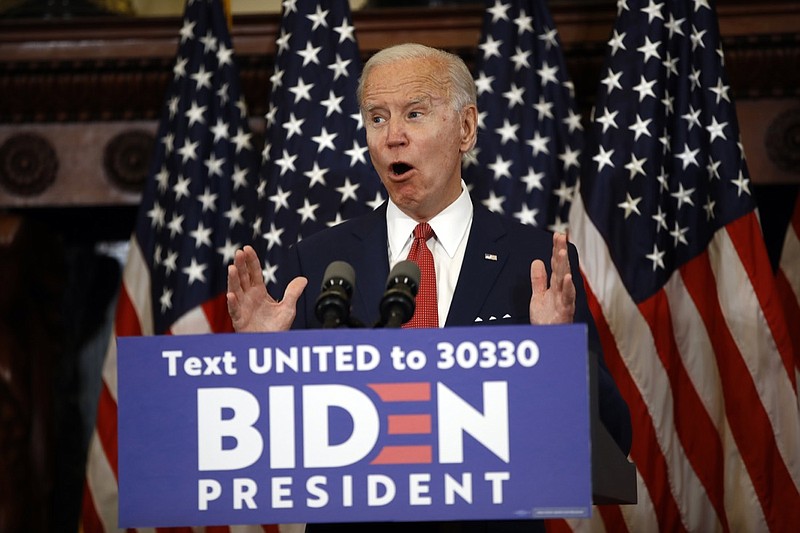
[463,0,583,232]
[259,0,384,293]
[568,0,800,531]
[777,191,800,404]
[80,1,288,531]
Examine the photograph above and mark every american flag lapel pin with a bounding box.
[484,253,498,261]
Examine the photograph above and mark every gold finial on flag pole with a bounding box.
[222,0,232,29]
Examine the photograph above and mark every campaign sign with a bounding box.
[117,324,591,527]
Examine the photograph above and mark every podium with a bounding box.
[117,324,635,527]
[588,350,637,505]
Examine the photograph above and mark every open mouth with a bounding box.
[391,162,413,176]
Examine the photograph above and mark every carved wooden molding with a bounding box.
[0,2,798,207]
[765,106,800,175]
[0,133,57,196]
[103,129,155,192]
[1,3,798,123]
[0,122,147,206]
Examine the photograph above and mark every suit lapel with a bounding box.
[341,203,512,326]
[347,204,390,324]
[447,205,510,326]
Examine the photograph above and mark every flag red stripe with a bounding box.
[115,284,143,338]
[680,249,800,531]
[82,0,288,529]
[637,292,729,532]
[778,195,800,375]
[544,518,574,533]
[791,197,800,236]
[80,480,104,533]
[584,281,687,533]
[598,502,630,533]
[201,293,235,333]
[727,214,796,382]
[95,382,119,482]
[776,270,800,372]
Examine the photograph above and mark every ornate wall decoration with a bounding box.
[0,2,797,206]
[103,129,154,193]
[766,107,800,175]
[0,132,57,196]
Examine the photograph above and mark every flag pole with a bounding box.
[222,0,232,30]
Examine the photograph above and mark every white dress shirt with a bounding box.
[386,180,474,326]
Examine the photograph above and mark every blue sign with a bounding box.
[117,324,591,527]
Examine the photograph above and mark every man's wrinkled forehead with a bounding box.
[361,58,450,108]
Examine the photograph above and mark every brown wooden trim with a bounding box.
[0,7,796,123]
[2,3,799,62]
[0,2,797,208]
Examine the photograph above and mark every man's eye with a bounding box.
[408,111,421,119]
[371,116,385,124]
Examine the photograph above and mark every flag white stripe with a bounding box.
[123,238,154,336]
[619,470,658,532]
[666,266,766,531]
[99,240,150,410]
[571,189,799,530]
[565,504,610,532]
[85,428,119,532]
[780,221,800,300]
[570,192,717,531]
[171,304,213,335]
[83,0,285,529]
[665,270,724,429]
[278,524,307,533]
[101,330,119,404]
[658,272,727,532]
[722,451,768,533]
[711,227,800,488]
[565,0,800,527]
[782,237,800,302]
[779,204,800,405]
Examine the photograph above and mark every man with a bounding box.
[228,43,631,532]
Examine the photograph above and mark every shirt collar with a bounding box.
[386,180,473,260]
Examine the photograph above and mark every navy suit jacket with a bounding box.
[280,202,630,447]
[278,202,632,533]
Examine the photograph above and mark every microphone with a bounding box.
[379,260,420,328]
[315,261,355,328]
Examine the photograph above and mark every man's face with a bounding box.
[360,57,477,222]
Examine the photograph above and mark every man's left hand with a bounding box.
[529,232,576,325]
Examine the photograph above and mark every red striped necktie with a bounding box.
[403,222,439,328]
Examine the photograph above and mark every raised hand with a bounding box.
[529,232,576,325]
[226,245,307,332]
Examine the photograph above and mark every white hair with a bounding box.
[357,43,477,112]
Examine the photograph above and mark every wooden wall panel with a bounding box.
[0,2,798,207]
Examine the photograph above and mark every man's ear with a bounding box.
[459,104,479,153]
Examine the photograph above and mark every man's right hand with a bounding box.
[226,245,308,333]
